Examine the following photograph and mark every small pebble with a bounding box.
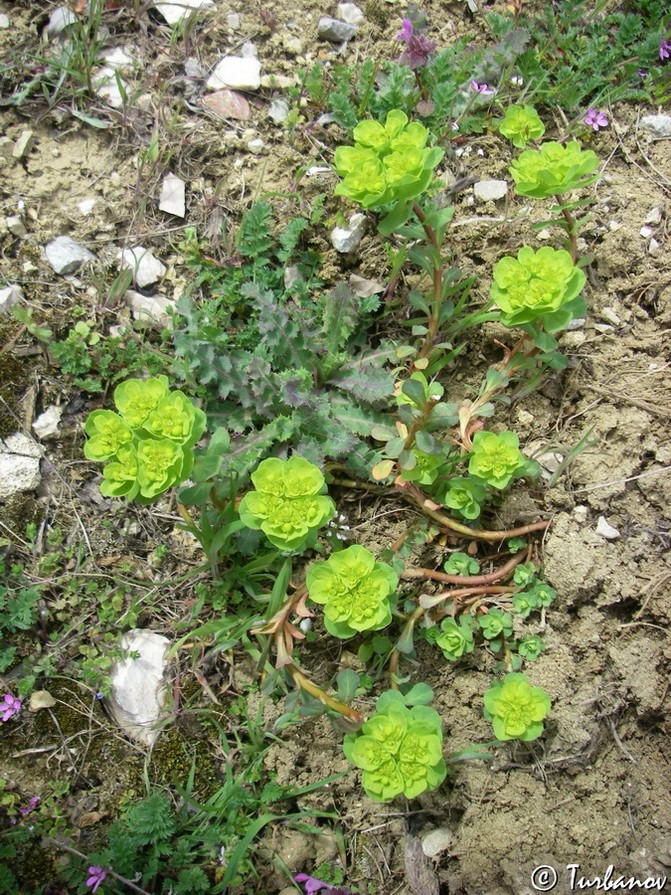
[640,225,653,238]
[573,505,588,524]
[600,307,620,326]
[596,516,620,540]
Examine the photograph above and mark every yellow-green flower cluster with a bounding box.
[498,104,545,149]
[491,245,586,330]
[306,544,397,638]
[334,110,443,209]
[84,376,206,503]
[483,672,551,741]
[343,696,446,801]
[238,456,335,552]
[510,140,599,199]
[468,431,527,490]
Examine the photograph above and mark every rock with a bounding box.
[282,34,303,55]
[158,173,186,217]
[337,2,364,26]
[93,67,128,108]
[566,317,585,330]
[330,212,367,252]
[106,629,171,746]
[45,236,96,275]
[573,505,588,524]
[227,11,240,30]
[0,434,42,498]
[593,323,613,334]
[0,14,9,28]
[154,0,215,26]
[118,247,166,289]
[349,274,384,297]
[247,138,265,153]
[640,225,653,238]
[0,284,23,314]
[260,74,297,89]
[206,56,261,91]
[240,41,258,59]
[201,89,251,120]
[0,136,15,161]
[125,290,175,330]
[77,197,97,215]
[473,179,508,201]
[600,307,620,326]
[33,406,63,440]
[639,114,671,138]
[184,58,206,79]
[6,216,26,238]
[268,98,290,124]
[536,451,563,474]
[648,237,660,256]
[101,47,135,70]
[421,828,452,857]
[28,690,56,711]
[317,16,358,42]
[596,516,620,540]
[645,206,662,225]
[13,130,34,160]
[284,266,304,291]
[46,5,76,40]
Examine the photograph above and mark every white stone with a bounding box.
[640,225,653,238]
[260,74,297,89]
[284,266,304,291]
[609,220,622,232]
[12,130,34,160]
[101,47,135,70]
[645,206,662,225]
[421,828,452,857]
[639,114,671,138]
[125,290,175,330]
[573,505,588,524]
[154,0,214,26]
[0,14,9,28]
[45,236,96,275]
[306,165,332,176]
[337,2,364,25]
[536,228,552,240]
[247,138,265,153]
[6,215,26,238]
[78,198,97,216]
[106,629,171,746]
[206,56,261,91]
[593,323,613,334]
[118,247,166,289]
[600,307,620,326]
[330,213,367,253]
[33,405,63,440]
[268,98,290,124]
[517,409,534,425]
[537,451,563,474]
[0,284,23,313]
[158,173,186,217]
[566,317,585,330]
[240,41,258,59]
[596,516,620,540]
[318,16,357,42]
[648,238,660,256]
[473,179,508,201]
[93,67,128,108]
[47,5,76,39]
[227,12,240,30]
[0,434,42,499]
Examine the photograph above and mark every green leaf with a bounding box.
[401,377,426,407]
[378,200,413,237]
[322,282,360,354]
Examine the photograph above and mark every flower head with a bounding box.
[468,431,526,490]
[471,80,494,96]
[395,14,436,69]
[395,18,413,42]
[660,39,671,61]
[509,140,599,199]
[585,108,609,131]
[294,874,354,895]
[498,104,545,149]
[86,866,107,893]
[483,672,551,741]
[1,693,22,722]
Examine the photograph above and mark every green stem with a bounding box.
[555,194,578,263]
[412,201,444,360]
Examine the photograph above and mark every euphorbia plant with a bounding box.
[483,672,551,741]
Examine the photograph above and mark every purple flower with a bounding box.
[395,13,436,69]
[471,80,494,96]
[585,108,609,130]
[1,694,22,722]
[86,866,107,893]
[660,40,671,60]
[395,18,413,42]
[20,796,40,816]
[294,874,354,895]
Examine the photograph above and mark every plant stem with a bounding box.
[555,194,578,262]
[412,201,444,360]
[401,551,526,586]
[286,663,363,724]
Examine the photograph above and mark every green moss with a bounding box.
[149,727,222,799]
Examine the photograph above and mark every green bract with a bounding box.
[498,104,545,149]
[84,378,205,503]
[491,246,586,331]
[334,109,443,210]
[306,544,397,638]
[441,477,487,520]
[435,616,475,661]
[483,672,551,741]
[399,449,443,486]
[343,694,446,801]
[509,140,599,199]
[238,456,335,552]
[468,431,526,490]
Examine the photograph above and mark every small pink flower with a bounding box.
[20,796,40,816]
[471,80,494,95]
[395,18,413,42]
[1,694,22,722]
[86,866,107,893]
[585,108,609,131]
[660,40,671,61]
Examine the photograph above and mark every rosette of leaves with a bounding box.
[490,246,586,332]
[306,544,397,638]
[517,634,545,662]
[478,608,513,642]
[509,141,599,199]
[334,109,443,210]
[443,552,479,576]
[84,377,206,503]
[238,456,335,552]
[498,104,545,149]
[440,477,487,520]
[343,689,446,801]
[435,616,475,661]
[483,672,551,741]
[468,431,538,490]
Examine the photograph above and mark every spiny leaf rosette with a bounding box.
[490,246,586,332]
[343,694,446,801]
[306,544,397,638]
[238,456,335,552]
[483,672,551,741]
[333,109,443,209]
[84,376,206,503]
